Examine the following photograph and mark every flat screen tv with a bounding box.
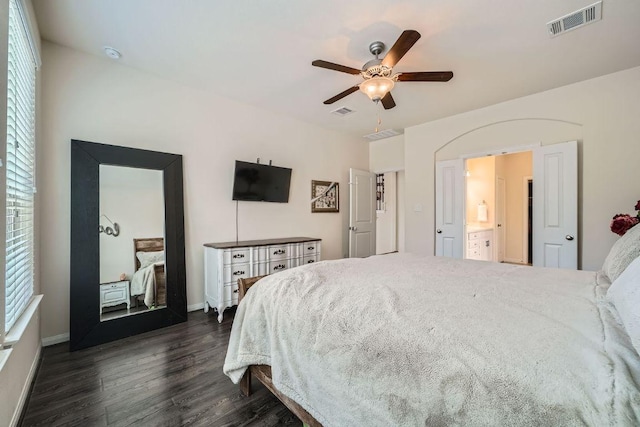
[232,161,292,203]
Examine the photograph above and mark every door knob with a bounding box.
[436,229,442,234]
[352,227,357,231]
[565,235,574,241]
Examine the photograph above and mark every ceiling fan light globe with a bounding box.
[359,77,395,101]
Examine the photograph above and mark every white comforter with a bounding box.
[224,254,640,426]
[130,262,162,307]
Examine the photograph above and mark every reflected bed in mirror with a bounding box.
[99,164,167,321]
[100,237,167,322]
[71,140,186,351]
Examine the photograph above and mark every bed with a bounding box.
[224,239,640,426]
[130,237,166,307]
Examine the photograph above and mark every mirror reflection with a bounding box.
[99,165,166,321]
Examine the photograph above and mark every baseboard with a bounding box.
[187,302,204,312]
[503,258,526,264]
[42,333,69,347]
[42,306,204,345]
[10,344,41,427]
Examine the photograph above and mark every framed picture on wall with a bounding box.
[311,180,339,213]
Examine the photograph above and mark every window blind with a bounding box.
[5,0,36,332]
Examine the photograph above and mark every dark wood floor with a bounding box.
[21,310,298,427]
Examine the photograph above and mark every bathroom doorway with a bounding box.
[463,151,532,264]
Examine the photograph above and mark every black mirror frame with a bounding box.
[70,140,187,351]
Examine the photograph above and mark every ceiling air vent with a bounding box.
[547,1,602,37]
[331,106,355,116]
[363,129,403,141]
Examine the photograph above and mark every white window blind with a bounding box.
[5,0,36,332]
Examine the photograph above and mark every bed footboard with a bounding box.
[240,365,322,427]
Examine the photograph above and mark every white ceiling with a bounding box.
[32,0,640,138]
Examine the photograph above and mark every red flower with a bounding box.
[635,200,640,211]
[611,214,640,236]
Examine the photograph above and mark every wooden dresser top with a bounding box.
[204,237,321,249]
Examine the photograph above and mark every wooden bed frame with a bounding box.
[237,276,322,427]
[133,237,166,306]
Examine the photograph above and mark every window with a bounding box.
[5,0,37,332]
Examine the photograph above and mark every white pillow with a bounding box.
[136,250,164,269]
[607,255,640,355]
[602,223,640,282]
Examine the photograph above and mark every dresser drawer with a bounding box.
[223,263,250,283]
[468,240,480,250]
[102,287,127,304]
[302,254,318,265]
[222,282,240,302]
[101,281,128,291]
[269,259,289,273]
[223,248,250,265]
[268,245,290,260]
[303,242,320,255]
[468,249,481,260]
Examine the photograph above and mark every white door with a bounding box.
[495,176,506,262]
[349,168,376,258]
[533,141,578,269]
[435,159,464,258]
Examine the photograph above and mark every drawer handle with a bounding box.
[233,254,245,259]
[273,249,286,255]
[233,270,245,275]
[273,264,285,271]
[233,289,239,294]
[307,260,314,264]
[307,246,314,250]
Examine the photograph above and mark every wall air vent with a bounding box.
[331,106,355,116]
[547,1,602,37]
[363,129,403,141]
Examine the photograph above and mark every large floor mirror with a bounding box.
[70,140,187,351]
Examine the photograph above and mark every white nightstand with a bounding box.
[100,280,131,313]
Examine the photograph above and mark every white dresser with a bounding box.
[204,237,321,322]
[466,229,493,261]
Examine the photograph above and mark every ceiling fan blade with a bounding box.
[381,30,421,68]
[323,86,360,104]
[312,60,362,75]
[397,71,454,82]
[380,92,396,110]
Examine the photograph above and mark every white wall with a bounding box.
[404,66,640,271]
[369,134,404,172]
[0,309,40,427]
[99,166,164,283]
[39,42,368,340]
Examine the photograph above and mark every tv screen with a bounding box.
[232,161,292,203]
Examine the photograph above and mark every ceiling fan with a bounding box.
[312,30,453,110]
